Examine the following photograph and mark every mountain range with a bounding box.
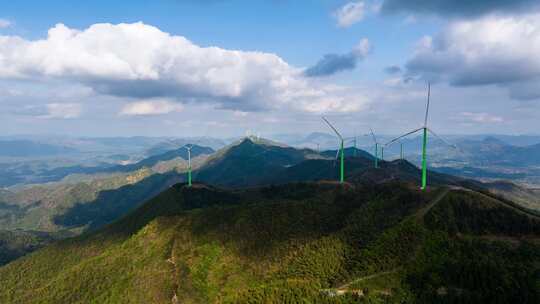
[0,179,537,303]
[0,137,538,303]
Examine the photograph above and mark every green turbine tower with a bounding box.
[385,83,456,190]
[322,117,344,184]
[184,145,193,187]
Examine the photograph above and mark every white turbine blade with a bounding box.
[427,128,457,149]
[384,127,423,147]
[335,148,340,160]
[369,128,378,144]
[322,117,343,140]
[424,82,431,127]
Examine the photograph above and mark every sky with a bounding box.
[1,0,540,138]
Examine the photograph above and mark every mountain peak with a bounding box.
[238,136,289,148]
[482,136,508,146]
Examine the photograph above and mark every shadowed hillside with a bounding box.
[0,181,538,303]
[321,147,375,160]
[194,138,323,187]
[0,230,56,266]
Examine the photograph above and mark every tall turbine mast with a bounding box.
[385,83,455,190]
[421,83,431,190]
[322,117,344,183]
[184,145,193,187]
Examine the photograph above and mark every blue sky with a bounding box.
[1,1,539,137]
[3,1,432,76]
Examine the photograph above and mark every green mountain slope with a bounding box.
[321,147,375,160]
[104,144,214,173]
[0,230,56,266]
[194,138,322,187]
[3,137,538,270]
[0,181,538,303]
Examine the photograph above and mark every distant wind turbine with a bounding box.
[322,117,344,183]
[352,134,357,157]
[368,128,383,168]
[184,145,193,187]
[385,83,456,190]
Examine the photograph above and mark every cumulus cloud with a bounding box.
[45,103,82,119]
[0,19,11,29]
[120,99,184,116]
[0,22,370,113]
[405,14,540,100]
[381,0,540,18]
[334,1,366,28]
[304,38,371,77]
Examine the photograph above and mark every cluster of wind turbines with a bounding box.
[323,83,455,191]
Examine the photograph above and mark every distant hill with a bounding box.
[0,230,57,266]
[321,147,375,160]
[0,140,77,157]
[0,168,156,232]
[483,180,540,213]
[194,138,323,187]
[0,182,537,303]
[146,138,227,155]
[2,144,213,187]
[52,171,185,231]
[453,137,540,167]
[105,144,214,173]
[490,135,540,147]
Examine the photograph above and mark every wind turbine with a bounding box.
[184,145,193,187]
[322,117,344,184]
[352,135,357,157]
[368,128,382,168]
[385,83,455,190]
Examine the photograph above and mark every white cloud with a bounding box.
[352,38,371,57]
[334,2,366,28]
[44,103,82,119]
[459,112,504,123]
[0,22,370,114]
[120,99,184,116]
[406,14,540,100]
[0,19,11,29]
[304,38,371,77]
